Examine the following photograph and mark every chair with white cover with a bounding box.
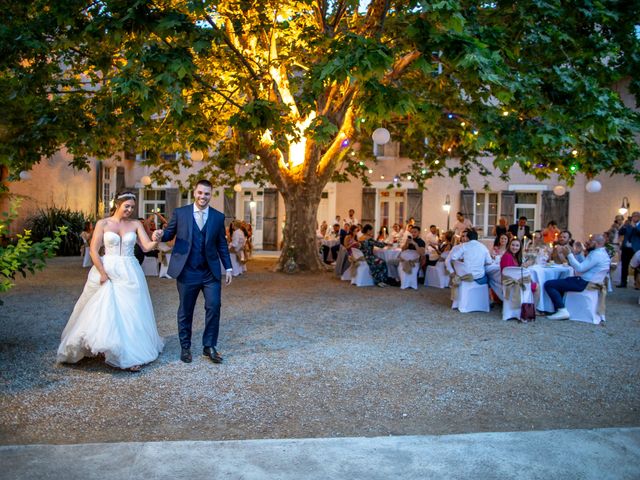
[335,245,351,279]
[565,268,609,324]
[501,267,534,321]
[141,256,159,276]
[349,248,375,287]
[450,260,490,313]
[398,249,421,290]
[425,260,450,288]
[229,230,247,277]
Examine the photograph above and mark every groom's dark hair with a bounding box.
[195,179,213,189]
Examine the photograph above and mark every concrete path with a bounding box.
[2,428,639,480]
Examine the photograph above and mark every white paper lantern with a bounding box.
[19,170,31,180]
[585,180,602,193]
[141,175,152,186]
[190,150,204,162]
[372,128,391,145]
[552,185,566,196]
[233,183,242,192]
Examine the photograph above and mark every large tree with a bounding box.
[2,0,639,270]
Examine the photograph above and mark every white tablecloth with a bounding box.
[321,238,340,248]
[374,247,402,280]
[529,264,574,312]
[485,262,503,301]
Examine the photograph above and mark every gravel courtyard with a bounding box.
[1,256,639,445]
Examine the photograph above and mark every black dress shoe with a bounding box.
[203,347,223,363]
[180,348,192,363]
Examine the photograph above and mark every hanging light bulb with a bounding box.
[19,170,31,180]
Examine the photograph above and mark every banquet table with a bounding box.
[321,238,340,262]
[485,262,503,301]
[374,247,402,280]
[529,264,574,312]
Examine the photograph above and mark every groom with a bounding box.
[154,179,233,364]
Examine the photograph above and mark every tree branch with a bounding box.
[383,50,422,84]
[359,0,391,38]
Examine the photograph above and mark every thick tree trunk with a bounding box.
[275,187,325,272]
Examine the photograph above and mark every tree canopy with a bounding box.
[2,0,639,269]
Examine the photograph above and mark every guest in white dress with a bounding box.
[80,221,94,268]
[57,191,164,372]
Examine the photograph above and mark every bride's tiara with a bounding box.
[117,193,136,200]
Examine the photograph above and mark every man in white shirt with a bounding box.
[453,212,473,237]
[445,229,493,283]
[545,234,611,320]
[346,209,358,226]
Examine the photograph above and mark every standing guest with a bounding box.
[542,221,561,244]
[492,217,508,239]
[629,249,640,289]
[545,234,611,320]
[346,209,358,226]
[358,224,390,288]
[445,229,492,284]
[608,215,625,246]
[508,216,532,241]
[453,212,473,237]
[80,221,94,268]
[493,233,509,258]
[618,211,640,288]
[154,179,232,364]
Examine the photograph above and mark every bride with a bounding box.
[57,191,164,371]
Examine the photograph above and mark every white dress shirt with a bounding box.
[568,247,611,283]
[193,203,208,228]
[453,219,472,236]
[424,231,439,247]
[445,240,493,280]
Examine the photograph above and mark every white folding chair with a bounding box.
[158,253,172,279]
[501,267,533,321]
[349,248,375,287]
[425,261,450,288]
[451,260,490,313]
[565,269,609,325]
[398,250,420,290]
[141,256,159,276]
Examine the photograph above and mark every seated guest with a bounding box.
[572,240,586,263]
[493,233,509,258]
[321,223,341,264]
[438,231,455,255]
[402,225,426,255]
[376,226,389,242]
[508,216,532,241]
[551,230,572,264]
[500,238,537,292]
[343,225,361,253]
[445,229,493,284]
[542,221,561,244]
[424,225,440,249]
[390,223,402,244]
[338,222,350,246]
[492,217,508,239]
[545,234,611,320]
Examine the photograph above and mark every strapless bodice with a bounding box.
[104,231,137,257]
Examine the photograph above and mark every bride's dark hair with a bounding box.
[113,191,137,210]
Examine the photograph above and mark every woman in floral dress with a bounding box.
[359,224,390,287]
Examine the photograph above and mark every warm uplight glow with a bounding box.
[287,112,316,169]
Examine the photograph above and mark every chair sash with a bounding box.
[158,249,172,266]
[348,255,366,277]
[586,282,607,316]
[400,258,419,274]
[502,274,531,306]
[449,273,474,301]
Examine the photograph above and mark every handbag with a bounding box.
[519,266,536,322]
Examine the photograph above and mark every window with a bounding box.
[373,141,400,158]
[514,192,537,231]
[101,166,114,216]
[474,192,499,237]
[142,189,166,221]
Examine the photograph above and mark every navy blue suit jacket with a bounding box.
[161,205,232,280]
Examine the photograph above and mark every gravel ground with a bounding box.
[1,256,639,445]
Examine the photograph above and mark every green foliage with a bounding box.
[0,200,66,304]
[25,206,92,256]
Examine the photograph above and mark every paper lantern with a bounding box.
[372,128,390,145]
[141,175,152,186]
[19,170,31,180]
[190,150,204,162]
[552,185,566,196]
[585,180,602,193]
[233,183,242,192]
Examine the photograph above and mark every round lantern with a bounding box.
[141,175,152,186]
[552,185,566,196]
[372,128,391,145]
[190,150,204,162]
[19,170,31,180]
[233,183,242,192]
[585,180,602,193]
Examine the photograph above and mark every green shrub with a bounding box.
[25,206,93,256]
[1,200,66,304]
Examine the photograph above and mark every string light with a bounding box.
[569,164,578,173]
[571,149,578,157]
[502,111,509,116]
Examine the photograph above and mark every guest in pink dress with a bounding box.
[500,238,537,292]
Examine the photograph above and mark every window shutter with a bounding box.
[262,188,279,251]
[116,166,125,193]
[407,189,423,225]
[500,191,516,225]
[361,187,376,226]
[541,191,570,231]
[223,191,236,226]
[164,188,180,219]
[459,190,475,223]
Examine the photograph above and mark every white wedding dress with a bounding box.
[57,231,164,369]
